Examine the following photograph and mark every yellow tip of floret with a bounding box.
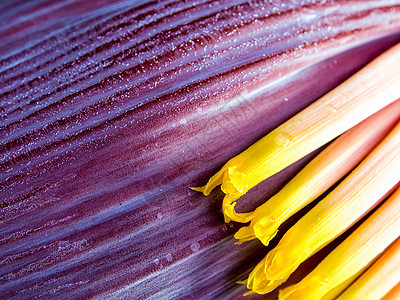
[243,290,256,296]
[243,256,288,295]
[234,226,256,244]
[264,243,303,284]
[193,166,249,197]
[278,282,309,300]
[222,194,252,223]
[191,168,225,196]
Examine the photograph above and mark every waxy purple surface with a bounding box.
[1,0,400,299]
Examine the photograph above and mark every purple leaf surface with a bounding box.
[1,0,400,299]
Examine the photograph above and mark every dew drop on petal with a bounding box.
[274,131,294,147]
[191,242,200,252]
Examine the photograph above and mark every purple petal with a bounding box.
[1,0,400,299]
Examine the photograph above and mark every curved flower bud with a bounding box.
[235,100,400,245]
[261,118,400,290]
[279,186,400,300]
[195,43,400,222]
[337,237,400,300]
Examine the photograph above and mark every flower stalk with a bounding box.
[279,186,400,300]
[195,42,400,222]
[192,41,400,297]
[337,237,400,300]
[256,119,400,292]
[383,282,400,300]
[234,100,400,246]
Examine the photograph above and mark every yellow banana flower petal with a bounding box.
[259,119,400,290]
[194,43,400,223]
[382,282,400,300]
[279,186,400,300]
[234,100,400,245]
[244,249,289,294]
[337,237,400,300]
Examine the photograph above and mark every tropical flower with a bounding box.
[197,43,400,297]
[2,0,400,299]
[280,186,400,299]
[337,236,400,300]
[236,101,400,246]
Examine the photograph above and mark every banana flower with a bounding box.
[1,0,400,299]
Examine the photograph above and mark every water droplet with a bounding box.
[328,104,337,113]
[320,274,329,284]
[274,132,293,147]
[191,242,200,252]
[166,254,173,262]
[284,98,289,102]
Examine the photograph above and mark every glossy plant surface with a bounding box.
[1,0,400,299]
